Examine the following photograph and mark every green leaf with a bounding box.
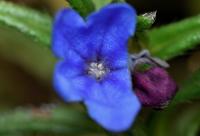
[92,0,112,10]
[172,69,200,105]
[138,14,200,60]
[0,1,52,47]
[148,105,200,136]
[68,0,126,17]
[112,0,125,2]
[68,0,124,16]
[0,25,55,85]
[92,0,125,10]
[0,106,103,135]
[68,0,95,17]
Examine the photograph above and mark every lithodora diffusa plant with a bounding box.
[0,0,200,136]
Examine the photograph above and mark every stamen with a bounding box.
[88,62,109,80]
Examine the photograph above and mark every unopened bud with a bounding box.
[133,67,178,109]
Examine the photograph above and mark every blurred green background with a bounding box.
[0,0,200,136]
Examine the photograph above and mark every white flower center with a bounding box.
[88,62,108,80]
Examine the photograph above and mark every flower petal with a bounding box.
[84,69,141,132]
[52,8,85,58]
[86,3,136,68]
[53,50,87,102]
[52,4,136,62]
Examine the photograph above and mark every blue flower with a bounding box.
[52,3,141,132]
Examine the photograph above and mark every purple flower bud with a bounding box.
[133,67,178,109]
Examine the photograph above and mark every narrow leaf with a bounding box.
[172,69,200,104]
[112,0,125,2]
[92,0,125,10]
[67,0,95,17]
[138,14,200,60]
[0,1,52,47]
[0,26,55,83]
[148,105,200,136]
[0,106,103,135]
[92,0,112,10]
